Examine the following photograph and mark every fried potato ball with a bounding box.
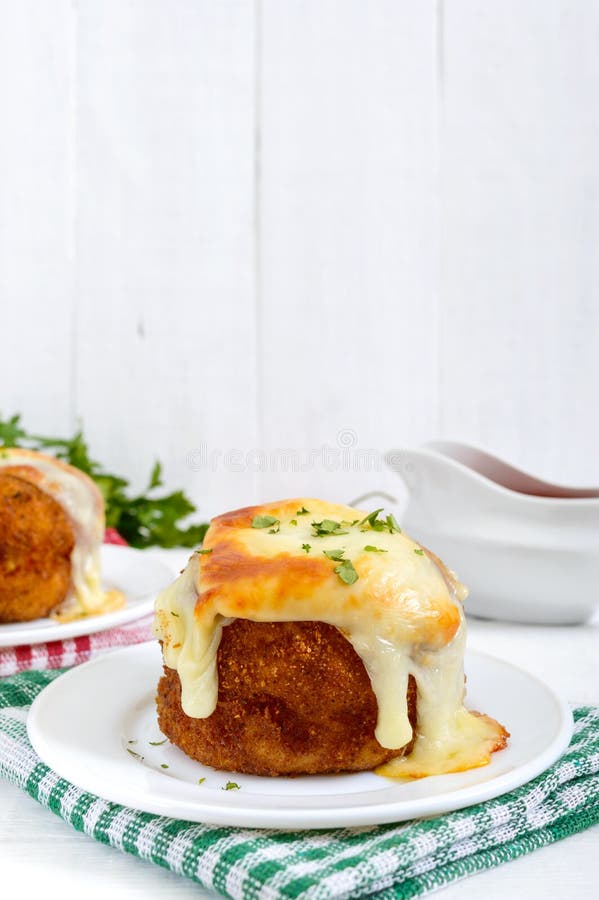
[157,619,417,776]
[0,472,75,622]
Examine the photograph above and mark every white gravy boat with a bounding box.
[386,441,599,624]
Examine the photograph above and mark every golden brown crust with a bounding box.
[157,619,417,776]
[195,498,462,649]
[0,472,75,622]
[199,501,340,616]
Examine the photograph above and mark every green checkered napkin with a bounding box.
[1,670,598,899]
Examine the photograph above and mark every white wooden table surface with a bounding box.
[1,549,598,898]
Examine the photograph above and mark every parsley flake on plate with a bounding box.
[126,748,144,761]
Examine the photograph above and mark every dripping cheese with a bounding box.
[153,498,507,777]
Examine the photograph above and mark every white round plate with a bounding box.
[27,642,573,829]
[0,545,174,647]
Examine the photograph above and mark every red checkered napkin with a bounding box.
[0,529,154,677]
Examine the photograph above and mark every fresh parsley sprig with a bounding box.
[0,413,209,548]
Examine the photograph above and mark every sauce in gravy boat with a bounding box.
[387,441,599,624]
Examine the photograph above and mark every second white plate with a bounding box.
[0,545,174,647]
[27,641,573,829]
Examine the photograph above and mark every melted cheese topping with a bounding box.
[153,498,507,778]
[0,449,125,620]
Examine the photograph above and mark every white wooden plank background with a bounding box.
[1,0,598,519]
[74,0,258,515]
[439,0,599,485]
[0,1,74,436]
[259,0,439,506]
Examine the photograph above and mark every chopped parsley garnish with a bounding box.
[223,781,240,791]
[414,548,425,556]
[127,739,138,744]
[289,519,298,526]
[160,763,169,769]
[302,543,311,553]
[252,515,279,529]
[357,508,384,530]
[358,508,401,535]
[296,506,310,515]
[126,748,144,761]
[170,611,179,617]
[311,519,349,537]
[334,559,359,585]
[364,545,388,553]
[149,738,168,746]
[386,514,402,534]
[269,523,280,534]
[195,548,213,555]
[198,777,206,785]
[323,548,345,562]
